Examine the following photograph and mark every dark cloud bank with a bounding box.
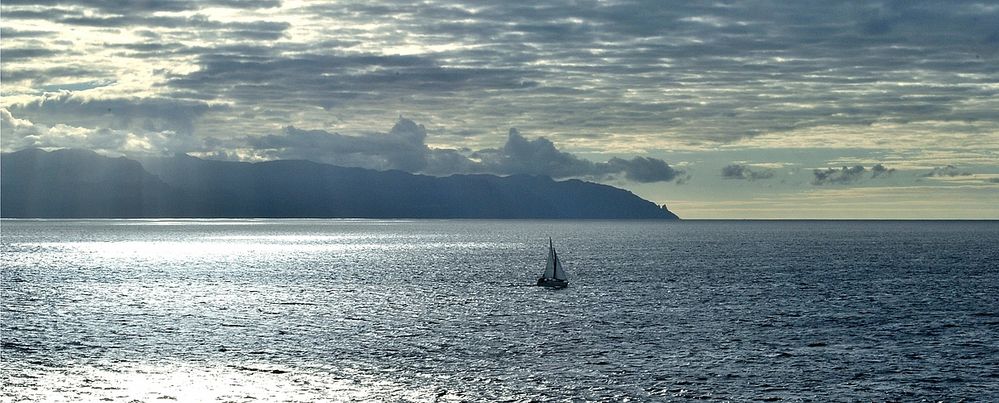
[721,164,775,181]
[246,118,684,183]
[1,102,683,183]
[7,92,222,135]
[723,163,898,185]
[922,165,972,177]
[812,164,894,185]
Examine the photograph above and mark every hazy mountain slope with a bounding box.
[2,149,679,219]
[1,149,176,217]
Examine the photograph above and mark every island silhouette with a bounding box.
[1,148,679,219]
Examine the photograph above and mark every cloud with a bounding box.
[482,130,689,183]
[721,164,775,181]
[1,108,186,154]
[870,163,896,178]
[327,1,997,138]
[6,91,225,135]
[2,92,226,156]
[0,0,279,13]
[240,118,683,183]
[4,0,999,152]
[2,3,288,49]
[57,14,290,40]
[810,163,899,185]
[474,129,600,179]
[469,129,683,182]
[166,52,528,110]
[812,165,868,185]
[0,27,55,38]
[922,165,972,177]
[609,156,683,183]
[1,108,42,141]
[246,118,432,172]
[1,66,107,84]
[1,48,61,59]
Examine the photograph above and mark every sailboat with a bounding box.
[537,238,569,288]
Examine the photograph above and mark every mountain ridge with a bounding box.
[1,148,679,219]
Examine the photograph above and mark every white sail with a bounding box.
[541,238,568,281]
[543,239,557,279]
[538,237,569,287]
[552,249,567,281]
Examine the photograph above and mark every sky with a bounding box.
[2,0,998,218]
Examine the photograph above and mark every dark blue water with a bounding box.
[2,220,998,401]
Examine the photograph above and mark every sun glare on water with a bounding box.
[17,362,438,402]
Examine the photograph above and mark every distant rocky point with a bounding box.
[1,148,679,219]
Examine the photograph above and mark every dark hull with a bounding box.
[536,278,568,288]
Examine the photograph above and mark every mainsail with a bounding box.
[552,247,567,281]
[543,238,567,281]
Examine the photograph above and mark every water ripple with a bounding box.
[2,219,998,401]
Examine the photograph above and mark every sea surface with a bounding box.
[2,219,998,402]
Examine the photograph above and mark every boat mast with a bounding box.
[551,238,560,280]
[553,248,560,279]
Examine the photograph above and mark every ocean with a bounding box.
[2,219,997,401]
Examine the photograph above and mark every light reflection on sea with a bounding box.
[9,361,432,402]
[2,219,998,401]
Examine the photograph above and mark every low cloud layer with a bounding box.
[243,119,684,183]
[812,164,894,185]
[6,92,223,136]
[1,109,682,183]
[1,107,203,155]
[870,163,896,178]
[470,129,683,182]
[922,165,972,177]
[721,164,775,181]
[247,119,431,172]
